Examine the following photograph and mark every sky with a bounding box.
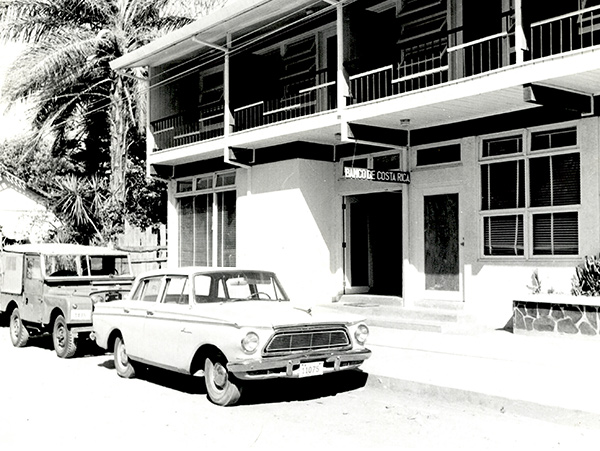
[0,43,28,142]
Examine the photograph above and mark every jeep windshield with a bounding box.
[44,254,132,278]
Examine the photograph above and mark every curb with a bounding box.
[364,372,600,424]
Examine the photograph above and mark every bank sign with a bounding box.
[343,167,411,184]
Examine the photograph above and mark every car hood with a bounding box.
[190,301,365,328]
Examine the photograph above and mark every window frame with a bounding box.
[479,123,581,260]
[176,170,237,267]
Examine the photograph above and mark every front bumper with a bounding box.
[227,348,372,380]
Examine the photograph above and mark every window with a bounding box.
[194,274,212,303]
[177,172,236,267]
[417,144,461,166]
[480,126,580,257]
[132,277,163,302]
[341,151,401,172]
[163,276,189,305]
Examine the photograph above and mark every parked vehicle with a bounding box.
[0,243,134,358]
[92,267,372,406]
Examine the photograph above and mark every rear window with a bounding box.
[45,254,131,277]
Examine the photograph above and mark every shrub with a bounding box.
[571,254,600,296]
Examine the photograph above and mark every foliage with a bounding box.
[527,269,541,294]
[571,254,600,296]
[0,0,224,243]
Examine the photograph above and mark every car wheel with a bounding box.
[204,355,242,406]
[9,308,29,348]
[114,336,136,378]
[52,315,77,358]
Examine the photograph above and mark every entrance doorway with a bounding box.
[344,192,402,296]
[423,192,461,297]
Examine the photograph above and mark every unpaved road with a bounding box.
[0,326,598,450]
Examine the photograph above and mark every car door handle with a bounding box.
[146,311,154,316]
[181,328,192,334]
[124,309,130,314]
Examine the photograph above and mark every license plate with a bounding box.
[298,361,324,378]
[71,310,91,321]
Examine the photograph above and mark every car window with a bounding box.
[26,256,42,280]
[45,254,81,277]
[131,277,162,302]
[223,273,284,300]
[87,256,131,276]
[162,276,189,305]
[193,275,212,303]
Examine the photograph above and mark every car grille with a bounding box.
[264,326,351,355]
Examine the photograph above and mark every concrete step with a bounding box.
[321,295,476,334]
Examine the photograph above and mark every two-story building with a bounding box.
[110,0,600,328]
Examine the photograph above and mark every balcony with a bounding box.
[151,104,224,151]
[148,5,600,154]
[233,69,336,133]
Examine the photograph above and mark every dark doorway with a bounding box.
[345,192,403,296]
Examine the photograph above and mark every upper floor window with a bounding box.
[342,151,401,173]
[416,143,461,166]
[480,126,580,258]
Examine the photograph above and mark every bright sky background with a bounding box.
[0,43,29,142]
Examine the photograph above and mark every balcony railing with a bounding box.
[349,45,448,105]
[233,70,336,132]
[448,32,512,77]
[530,4,600,59]
[151,105,224,151]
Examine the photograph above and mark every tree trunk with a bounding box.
[109,77,127,203]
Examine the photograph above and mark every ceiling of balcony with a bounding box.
[111,0,329,70]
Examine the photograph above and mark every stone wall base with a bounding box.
[513,299,600,338]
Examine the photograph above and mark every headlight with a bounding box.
[241,332,260,354]
[90,294,104,304]
[354,324,369,345]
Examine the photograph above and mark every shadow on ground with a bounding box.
[97,356,369,405]
[0,323,108,358]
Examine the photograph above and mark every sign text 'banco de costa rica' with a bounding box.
[343,167,411,184]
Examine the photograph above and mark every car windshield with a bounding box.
[45,254,131,277]
[193,271,289,302]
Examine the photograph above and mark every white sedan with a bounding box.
[92,267,372,406]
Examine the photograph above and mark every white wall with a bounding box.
[0,183,55,243]
[404,117,600,328]
[236,159,339,305]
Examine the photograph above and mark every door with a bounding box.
[344,192,403,296]
[143,275,192,371]
[423,192,462,300]
[22,255,43,323]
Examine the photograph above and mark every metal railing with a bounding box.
[349,44,448,104]
[530,5,600,59]
[150,105,224,151]
[233,70,336,132]
[448,32,511,77]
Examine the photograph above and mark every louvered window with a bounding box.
[177,172,236,267]
[481,126,580,258]
[484,215,524,256]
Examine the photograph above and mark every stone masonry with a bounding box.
[513,300,600,337]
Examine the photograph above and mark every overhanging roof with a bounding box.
[110,0,325,70]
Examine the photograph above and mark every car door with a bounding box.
[22,255,44,323]
[142,275,192,371]
[119,276,164,360]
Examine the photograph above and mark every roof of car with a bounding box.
[135,267,276,278]
[2,243,129,256]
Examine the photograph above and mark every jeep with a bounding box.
[0,243,134,358]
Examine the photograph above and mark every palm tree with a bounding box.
[0,0,224,243]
